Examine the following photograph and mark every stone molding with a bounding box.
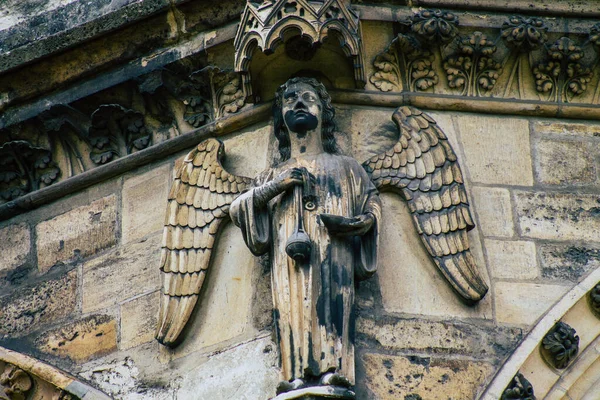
[0,347,111,400]
[481,267,600,399]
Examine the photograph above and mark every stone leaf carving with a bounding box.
[0,141,60,201]
[500,16,548,98]
[144,68,213,128]
[501,372,535,400]
[501,16,548,52]
[370,34,437,92]
[533,37,593,102]
[410,9,459,44]
[192,67,246,119]
[370,9,458,93]
[443,31,502,96]
[0,364,32,400]
[372,11,599,102]
[89,104,150,165]
[541,321,579,369]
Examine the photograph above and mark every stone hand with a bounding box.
[273,167,316,192]
[320,212,375,236]
[254,167,315,206]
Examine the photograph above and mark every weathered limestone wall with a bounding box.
[1,0,600,399]
[0,104,598,399]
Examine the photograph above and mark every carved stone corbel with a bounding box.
[540,321,579,369]
[501,372,534,400]
[234,0,365,99]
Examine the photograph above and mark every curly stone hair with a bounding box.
[273,77,338,162]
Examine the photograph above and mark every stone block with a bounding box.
[360,353,494,400]
[0,270,77,338]
[454,115,533,186]
[35,315,117,363]
[120,291,159,350]
[221,122,272,179]
[122,164,170,244]
[532,121,600,138]
[356,317,523,359]
[165,223,260,360]
[36,195,117,272]
[377,193,492,320]
[495,282,569,325]
[471,186,515,238]
[0,223,30,274]
[82,234,161,313]
[534,139,596,185]
[514,191,600,242]
[176,336,279,400]
[485,239,538,280]
[539,244,600,282]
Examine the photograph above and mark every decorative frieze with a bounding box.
[371,10,600,103]
[501,373,534,400]
[541,321,579,369]
[0,62,245,205]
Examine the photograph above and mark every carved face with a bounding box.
[281,82,322,137]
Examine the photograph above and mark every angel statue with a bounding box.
[155,77,488,399]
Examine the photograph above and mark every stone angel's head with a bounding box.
[273,77,337,162]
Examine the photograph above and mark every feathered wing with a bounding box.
[156,138,253,346]
[362,106,488,304]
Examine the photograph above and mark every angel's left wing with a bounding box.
[156,138,253,346]
[362,106,488,304]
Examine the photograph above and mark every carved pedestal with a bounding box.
[271,386,355,400]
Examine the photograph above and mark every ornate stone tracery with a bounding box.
[234,0,365,99]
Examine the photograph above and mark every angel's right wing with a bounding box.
[155,138,253,347]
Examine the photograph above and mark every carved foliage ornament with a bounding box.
[501,372,535,400]
[0,65,245,204]
[156,78,488,399]
[541,321,579,369]
[371,11,600,103]
[0,141,60,201]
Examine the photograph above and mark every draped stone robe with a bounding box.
[230,152,381,384]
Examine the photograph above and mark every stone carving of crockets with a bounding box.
[155,77,488,400]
